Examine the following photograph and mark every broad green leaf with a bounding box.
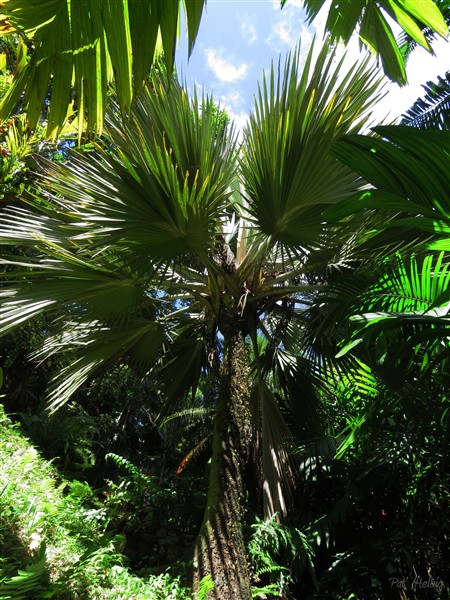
[102,0,133,118]
[332,127,450,219]
[156,0,179,75]
[384,0,430,50]
[335,337,364,358]
[45,10,73,140]
[128,0,159,93]
[0,0,206,136]
[397,0,448,37]
[360,2,406,84]
[323,189,437,222]
[302,0,448,84]
[183,0,204,56]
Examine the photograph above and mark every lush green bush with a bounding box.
[0,404,194,599]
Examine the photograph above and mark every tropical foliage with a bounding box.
[0,0,205,137]
[400,0,450,130]
[298,0,448,84]
[0,39,388,597]
[0,0,448,138]
[2,1,450,599]
[0,404,200,599]
[397,0,450,59]
[402,70,450,129]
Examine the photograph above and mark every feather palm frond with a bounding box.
[336,252,450,384]
[402,71,450,130]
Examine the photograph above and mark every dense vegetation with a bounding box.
[1,1,450,599]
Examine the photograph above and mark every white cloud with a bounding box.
[241,21,258,45]
[275,20,297,48]
[220,91,245,108]
[266,1,305,52]
[266,18,295,51]
[205,49,249,83]
[229,110,249,136]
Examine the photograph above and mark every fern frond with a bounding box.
[255,564,288,577]
[105,453,155,495]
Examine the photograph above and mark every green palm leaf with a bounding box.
[240,41,385,253]
[0,0,205,137]
[28,73,237,263]
[397,0,450,60]
[402,71,450,130]
[298,0,448,84]
[327,126,450,250]
[336,252,450,380]
[354,252,450,316]
[0,41,415,544]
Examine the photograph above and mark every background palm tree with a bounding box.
[319,123,450,386]
[0,42,386,598]
[288,121,450,597]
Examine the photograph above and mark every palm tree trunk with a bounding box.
[193,329,253,599]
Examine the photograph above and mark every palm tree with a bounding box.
[277,120,450,596]
[0,43,386,598]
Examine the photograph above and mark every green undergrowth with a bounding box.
[0,404,193,600]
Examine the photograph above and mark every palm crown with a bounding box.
[0,42,385,597]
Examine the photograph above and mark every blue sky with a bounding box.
[176,0,318,128]
[176,0,449,129]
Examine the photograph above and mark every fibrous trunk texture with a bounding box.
[193,329,253,599]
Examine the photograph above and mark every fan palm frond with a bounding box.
[240,40,385,254]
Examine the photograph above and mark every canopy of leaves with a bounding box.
[0,42,388,520]
[0,0,448,138]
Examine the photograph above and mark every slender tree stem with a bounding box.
[193,329,252,599]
